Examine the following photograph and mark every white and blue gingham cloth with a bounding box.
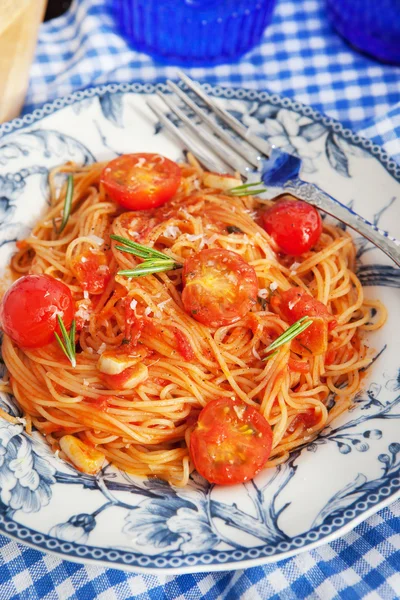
[1,0,399,597]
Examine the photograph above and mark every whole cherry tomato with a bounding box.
[262,196,322,256]
[0,274,74,348]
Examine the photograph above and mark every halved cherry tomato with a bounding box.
[0,274,74,348]
[262,196,322,256]
[272,287,335,356]
[101,153,181,210]
[182,249,258,328]
[190,398,273,485]
[72,250,111,295]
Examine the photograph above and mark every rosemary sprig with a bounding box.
[53,175,74,234]
[110,234,183,278]
[263,317,312,360]
[54,316,76,368]
[229,181,267,196]
[263,349,279,361]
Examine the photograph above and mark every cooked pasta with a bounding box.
[0,155,386,486]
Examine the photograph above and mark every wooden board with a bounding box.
[0,0,48,123]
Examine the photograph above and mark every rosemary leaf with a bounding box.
[111,234,182,277]
[55,316,76,368]
[229,181,267,196]
[118,260,181,278]
[263,317,312,359]
[263,349,279,361]
[110,235,170,261]
[54,175,74,235]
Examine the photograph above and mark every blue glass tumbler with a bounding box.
[112,0,277,66]
[326,0,400,65]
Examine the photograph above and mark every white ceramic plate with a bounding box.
[0,83,399,574]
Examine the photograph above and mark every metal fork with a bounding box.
[148,73,400,267]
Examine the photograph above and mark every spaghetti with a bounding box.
[0,156,386,486]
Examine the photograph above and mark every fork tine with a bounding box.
[178,71,272,157]
[166,80,260,168]
[146,100,233,174]
[155,91,250,178]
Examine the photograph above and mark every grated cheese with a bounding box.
[75,300,91,322]
[270,281,278,292]
[233,405,246,419]
[144,307,152,317]
[258,289,268,299]
[158,299,171,311]
[87,235,104,246]
[97,343,107,355]
[83,290,89,299]
[288,297,302,311]
[290,261,301,275]
[135,157,147,168]
[163,225,181,239]
[81,256,87,263]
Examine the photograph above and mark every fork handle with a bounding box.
[283,179,400,268]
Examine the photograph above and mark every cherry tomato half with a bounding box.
[262,196,322,256]
[190,398,273,485]
[72,250,111,295]
[101,153,182,210]
[0,274,74,348]
[182,249,258,328]
[273,287,334,356]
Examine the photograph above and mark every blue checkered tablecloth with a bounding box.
[1,0,399,598]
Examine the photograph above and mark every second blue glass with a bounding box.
[112,0,277,66]
[326,0,400,65]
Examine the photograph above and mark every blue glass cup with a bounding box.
[326,0,400,65]
[112,0,277,66]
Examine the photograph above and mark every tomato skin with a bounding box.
[73,251,111,295]
[190,398,273,485]
[0,274,74,348]
[174,328,195,361]
[262,196,322,256]
[288,358,310,373]
[274,287,334,356]
[182,249,258,328]
[101,153,181,210]
[288,408,319,433]
[278,287,333,323]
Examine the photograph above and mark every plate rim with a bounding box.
[0,491,398,575]
[1,81,399,184]
[0,81,399,574]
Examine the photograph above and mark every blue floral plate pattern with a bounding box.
[0,83,399,574]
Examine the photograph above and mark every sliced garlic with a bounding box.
[59,435,105,475]
[119,363,148,390]
[203,172,242,192]
[98,351,141,375]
